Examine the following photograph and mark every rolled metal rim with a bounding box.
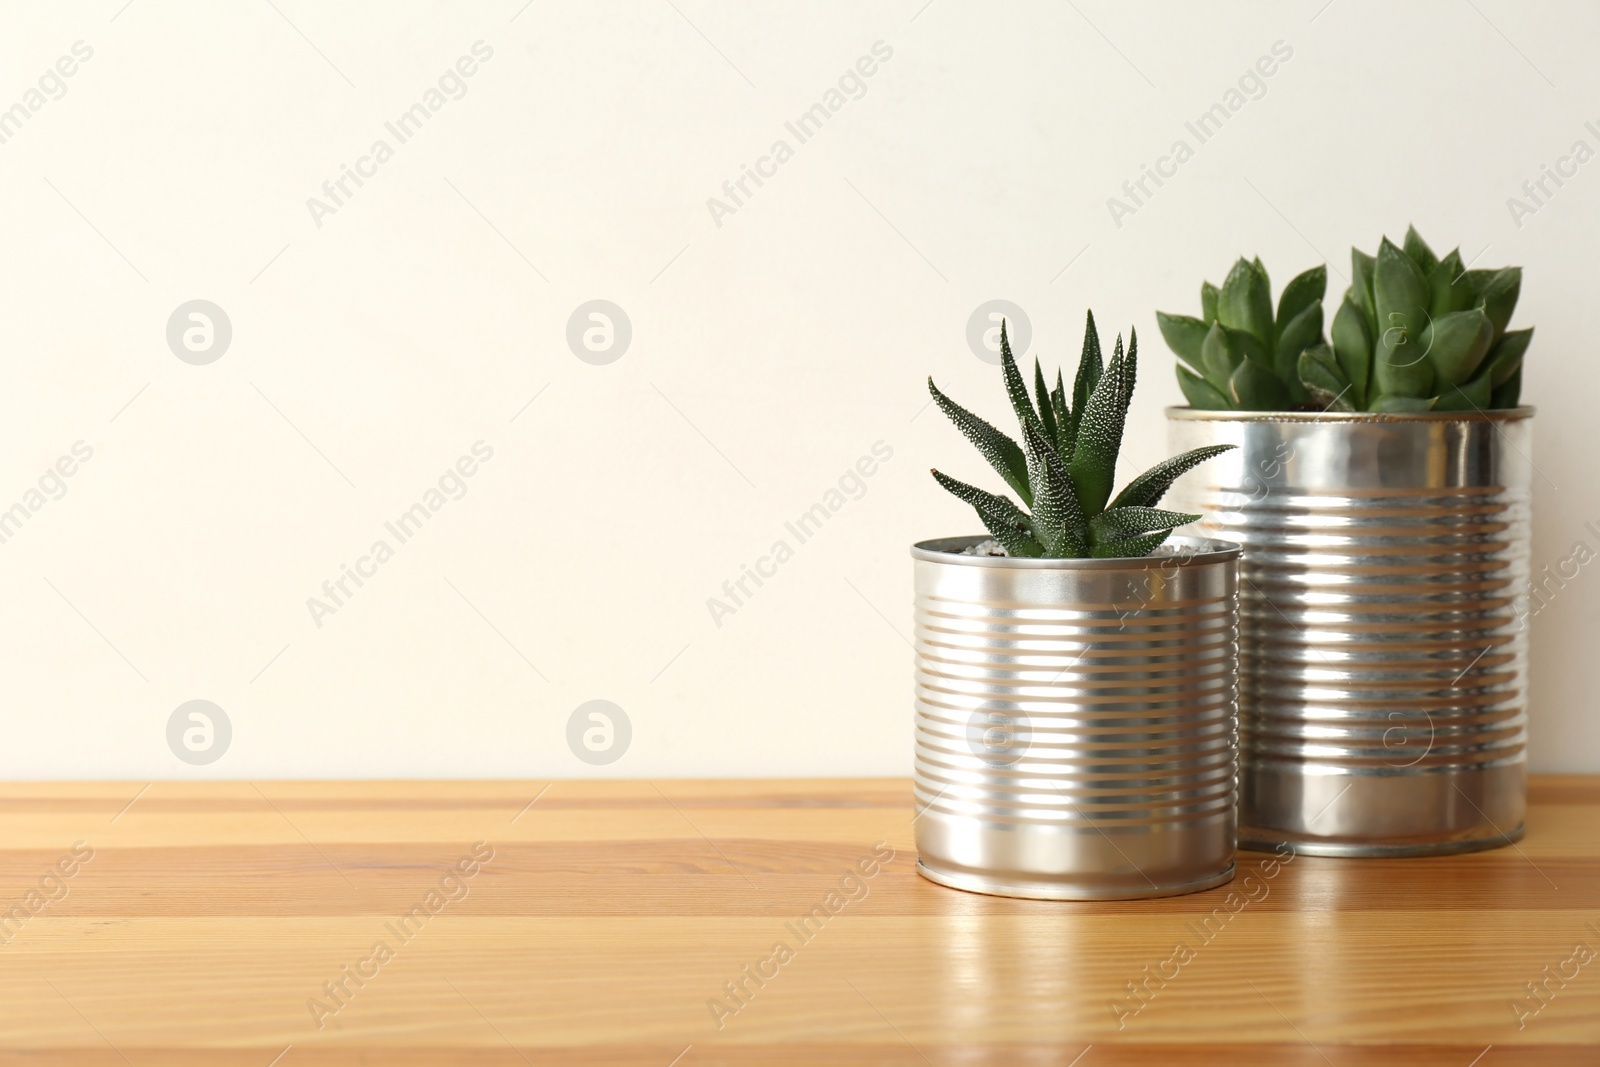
[910,533,1240,569]
[1165,405,1534,424]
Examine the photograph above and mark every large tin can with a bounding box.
[1166,408,1533,856]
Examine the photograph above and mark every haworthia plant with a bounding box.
[929,312,1234,559]
[1157,226,1532,412]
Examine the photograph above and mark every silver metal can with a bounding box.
[912,535,1240,899]
[1166,407,1533,856]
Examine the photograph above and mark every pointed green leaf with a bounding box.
[1229,359,1290,411]
[1421,307,1494,388]
[1049,369,1070,453]
[1402,225,1437,275]
[1019,418,1088,557]
[1351,247,1378,337]
[1122,327,1139,411]
[999,321,1045,442]
[1092,530,1172,558]
[1110,445,1236,510]
[1432,367,1493,412]
[931,469,1040,557]
[1228,324,1274,367]
[1252,256,1271,294]
[1200,281,1220,325]
[1217,257,1273,347]
[928,377,1031,506]
[1067,334,1130,517]
[1034,358,1058,442]
[1064,309,1103,460]
[1274,302,1323,405]
[1485,327,1533,387]
[1428,249,1471,316]
[1370,393,1438,412]
[1201,320,1242,392]
[1372,238,1434,398]
[930,469,1029,529]
[1156,311,1209,372]
[1276,264,1326,330]
[1330,295,1371,410]
[1490,366,1523,408]
[1090,506,1199,547]
[1298,344,1355,411]
[1374,237,1429,347]
[1471,267,1522,343]
[1177,366,1231,409]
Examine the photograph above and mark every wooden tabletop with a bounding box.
[0,778,1595,1065]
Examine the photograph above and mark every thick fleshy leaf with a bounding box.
[1156,311,1209,372]
[1432,367,1493,412]
[1276,264,1326,331]
[1089,506,1199,546]
[928,377,1031,506]
[1469,267,1521,343]
[1298,344,1355,411]
[1402,225,1437,275]
[1201,320,1242,392]
[1273,302,1322,405]
[999,322,1046,442]
[1428,249,1471,316]
[1421,307,1493,387]
[931,469,1040,557]
[1485,327,1533,387]
[1491,366,1523,408]
[1253,257,1270,293]
[1217,257,1273,346]
[1091,530,1172,559]
[1200,281,1219,324]
[1351,247,1378,336]
[1049,369,1070,455]
[1177,366,1231,409]
[1374,237,1429,352]
[1370,393,1438,412]
[1109,444,1236,510]
[931,469,1028,525]
[1372,239,1434,398]
[1019,418,1088,557]
[1034,358,1057,442]
[1067,334,1132,517]
[1064,310,1103,461]
[1230,324,1273,367]
[1229,359,1290,410]
[1330,295,1372,409]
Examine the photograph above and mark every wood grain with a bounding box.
[0,778,1595,1065]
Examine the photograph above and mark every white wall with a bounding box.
[0,0,1593,778]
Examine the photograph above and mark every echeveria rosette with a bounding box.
[1157,256,1328,411]
[1318,227,1531,412]
[928,313,1234,559]
[1157,227,1532,412]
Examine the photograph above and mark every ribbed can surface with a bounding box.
[912,535,1240,899]
[1166,408,1532,855]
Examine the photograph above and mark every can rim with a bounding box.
[1165,405,1534,423]
[910,534,1240,568]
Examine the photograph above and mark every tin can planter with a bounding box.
[911,535,1241,900]
[1166,408,1533,856]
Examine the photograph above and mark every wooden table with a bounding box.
[0,778,1595,1065]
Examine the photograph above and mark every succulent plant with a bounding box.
[1315,228,1530,411]
[929,312,1233,559]
[1156,257,1328,411]
[1157,227,1531,412]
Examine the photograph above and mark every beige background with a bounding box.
[0,0,1592,777]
